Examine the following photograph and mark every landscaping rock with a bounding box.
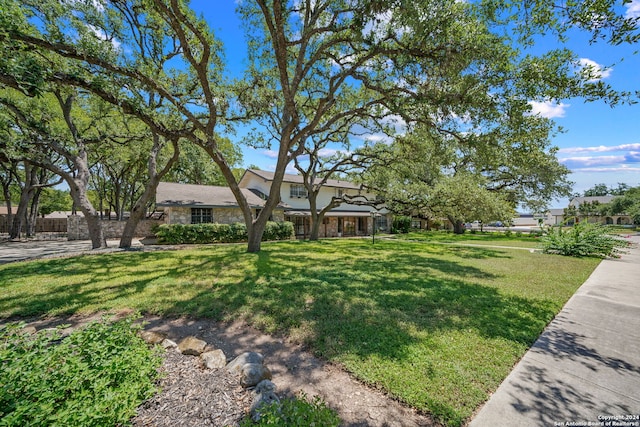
[178,336,207,356]
[226,351,264,373]
[240,363,272,388]
[201,349,227,369]
[140,330,166,345]
[22,326,37,335]
[161,338,178,349]
[250,380,280,422]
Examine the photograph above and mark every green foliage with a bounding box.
[391,216,411,234]
[155,221,294,244]
[540,223,631,258]
[263,221,294,242]
[38,188,72,216]
[241,394,340,427]
[0,316,160,427]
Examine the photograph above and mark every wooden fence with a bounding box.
[0,216,68,234]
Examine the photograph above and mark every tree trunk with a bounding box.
[450,217,466,234]
[9,182,31,240]
[68,155,106,249]
[247,221,265,253]
[26,188,42,237]
[120,135,180,248]
[308,195,320,241]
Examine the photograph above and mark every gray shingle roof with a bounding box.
[244,169,362,190]
[156,182,271,208]
[569,196,615,206]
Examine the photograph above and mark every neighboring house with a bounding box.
[569,195,632,225]
[238,169,388,238]
[545,209,565,226]
[155,181,286,225]
[540,196,633,226]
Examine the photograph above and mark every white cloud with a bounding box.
[570,166,640,173]
[578,58,612,82]
[559,143,640,153]
[625,0,640,18]
[528,100,570,118]
[87,24,121,49]
[262,150,279,159]
[560,155,625,167]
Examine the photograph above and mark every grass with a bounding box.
[0,238,600,426]
[390,230,543,248]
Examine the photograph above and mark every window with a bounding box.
[336,188,344,197]
[375,215,388,232]
[358,217,367,233]
[290,184,308,198]
[191,208,213,224]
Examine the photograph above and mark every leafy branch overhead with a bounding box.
[0,0,637,249]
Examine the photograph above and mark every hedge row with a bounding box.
[154,221,294,244]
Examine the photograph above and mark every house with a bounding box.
[239,169,387,238]
[542,196,633,226]
[155,181,286,225]
[155,170,388,238]
[545,208,565,226]
[570,195,633,225]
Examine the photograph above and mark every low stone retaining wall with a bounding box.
[67,216,163,240]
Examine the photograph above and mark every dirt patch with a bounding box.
[8,313,439,427]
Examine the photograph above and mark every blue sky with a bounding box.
[191,1,640,208]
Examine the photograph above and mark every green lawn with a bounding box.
[0,238,600,426]
[390,230,543,248]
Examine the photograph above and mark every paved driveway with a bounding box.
[0,239,142,264]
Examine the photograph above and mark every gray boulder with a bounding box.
[226,352,264,373]
[250,380,281,422]
[201,349,227,369]
[240,363,272,388]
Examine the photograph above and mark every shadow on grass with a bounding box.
[0,240,560,426]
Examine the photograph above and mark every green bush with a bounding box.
[540,222,631,258]
[529,229,544,237]
[241,393,340,427]
[155,221,294,244]
[391,216,411,234]
[0,316,161,427]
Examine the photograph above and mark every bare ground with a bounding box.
[14,312,439,427]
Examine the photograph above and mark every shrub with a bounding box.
[391,216,411,234]
[0,316,161,427]
[529,229,544,238]
[540,222,631,258]
[155,221,294,244]
[241,393,340,427]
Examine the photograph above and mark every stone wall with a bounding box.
[67,215,163,241]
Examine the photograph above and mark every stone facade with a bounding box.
[164,206,284,225]
[67,215,163,241]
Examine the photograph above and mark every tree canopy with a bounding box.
[0,0,637,248]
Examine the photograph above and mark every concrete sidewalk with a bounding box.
[470,235,640,426]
